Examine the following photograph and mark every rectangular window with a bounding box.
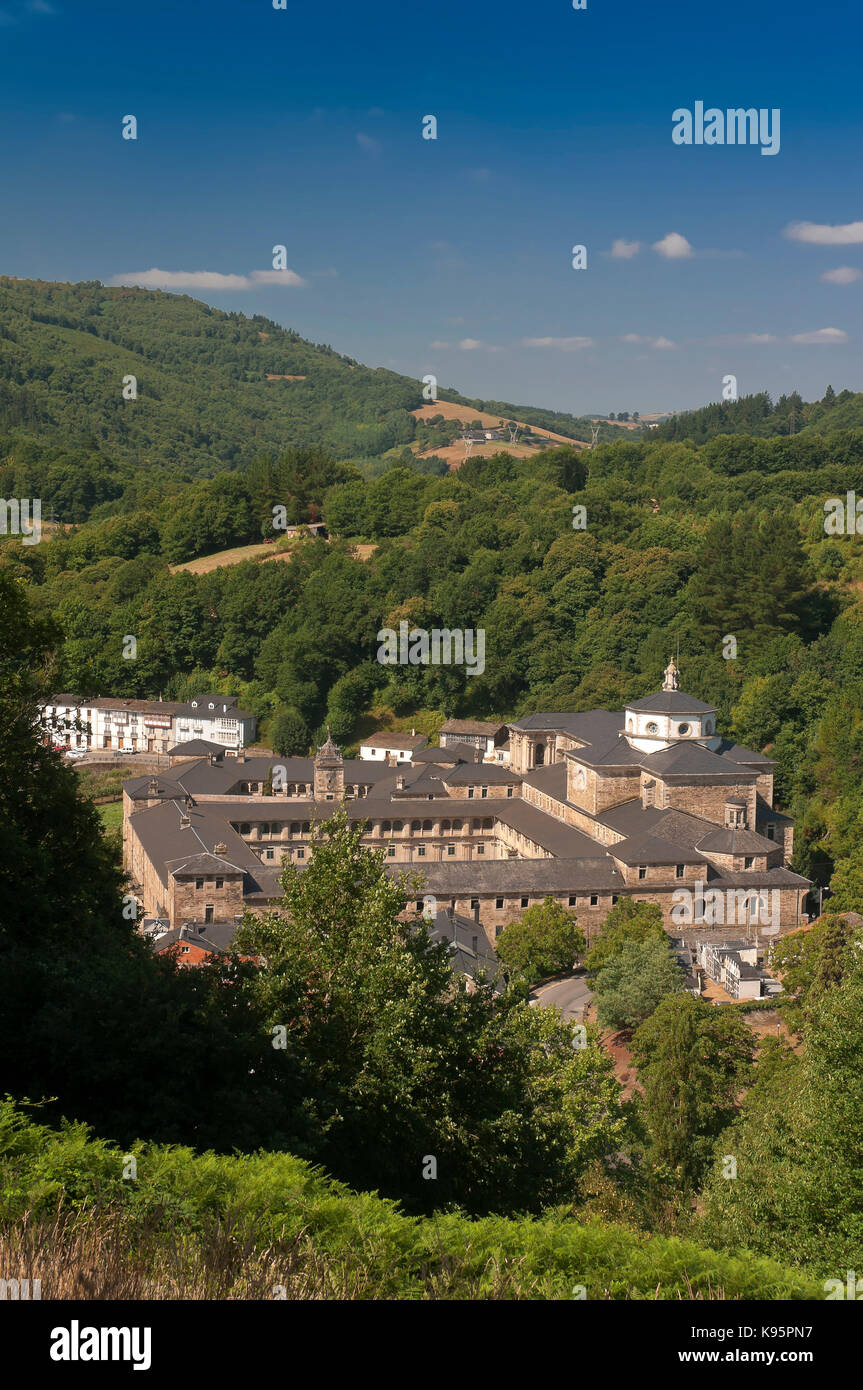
[590,894,598,907]
[476,845,485,855]
[744,856,754,869]
[387,847,396,858]
[417,847,426,857]
[612,895,619,905]
[471,899,480,911]
[495,897,504,910]
[481,787,488,798]
[447,845,455,856]
[265,850,274,860]
[766,824,776,841]
[416,900,424,912]
[568,895,577,907]
[216,878,223,889]
[637,866,647,880]
[520,896,529,908]
[296,849,305,859]
[467,788,474,799]
[506,787,514,798]
[675,864,685,879]
[204,905,214,924]
[195,878,204,890]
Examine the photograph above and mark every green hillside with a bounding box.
[0,276,422,472]
[0,277,630,477]
[654,386,863,443]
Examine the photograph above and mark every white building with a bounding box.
[38,693,256,755]
[170,695,256,752]
[358,731,427,763]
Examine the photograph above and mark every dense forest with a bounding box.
[655,384,863,443]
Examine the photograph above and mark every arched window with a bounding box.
[393,820,403,832]
[452,819,463,832]
[411,820,421,833]
[383,820,392,833]
[534,744,545,766]
[422,819,432,833]
[441,820,451,833]
[482,818,493,830]
[291,823,300,834]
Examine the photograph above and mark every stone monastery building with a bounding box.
[123,660,811,942]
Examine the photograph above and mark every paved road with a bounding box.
[531,973,593,1021]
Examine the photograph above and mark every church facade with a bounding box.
[123,661,811,944]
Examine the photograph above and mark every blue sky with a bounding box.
[1,0,862,415]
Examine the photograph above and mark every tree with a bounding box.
[496,897,585,981]
[234,813,625,1212]
[700,954,863,1272]
[592,936,685,1031]
[631,994,755,1187]
[270,707,309,757]
[586,898,666,974]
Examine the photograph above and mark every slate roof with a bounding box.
[410,744,483,764]
[442,764,521,786]
[610,834,708,866]
[167,739,225,757]
[521,764,569,800]
[360,732,427,750]
[410,858,626,894]
[510,710,623,742]
[426,908,503,989]
[644,742,758,778]
[626,689,716,714]
[695,826,777,855]
[440,719,506,737]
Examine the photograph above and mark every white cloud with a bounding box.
[785,220,863,245]
[356,131,381,154]
[821,266,862,284]
[652,232,694,259]
[522,336,593,351]
[249,269,307,287]
[609,239,641,259]
[110,267,305,291]
[741,333,778,344]
[459,338,483,350]
[620,333,676,350]
[789,327,849,344]
[429,340,450,349]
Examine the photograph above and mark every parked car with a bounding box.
[65,749,87,760]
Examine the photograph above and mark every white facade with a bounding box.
[39,694,255,754]
[172,697,256,751]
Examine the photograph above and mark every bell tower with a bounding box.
[314,728,345,802]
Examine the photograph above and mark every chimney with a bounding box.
[179,814,191,831]
[214,842,227,855]
[396,774,406,791]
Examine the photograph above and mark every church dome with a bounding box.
[624,659,718,751]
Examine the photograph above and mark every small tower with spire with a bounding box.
[314,727,345,802]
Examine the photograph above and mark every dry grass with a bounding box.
[0,1210,381,1301]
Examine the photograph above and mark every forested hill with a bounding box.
[0,276,423,471]
[0,276,613,475]
[654,386,863,444]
